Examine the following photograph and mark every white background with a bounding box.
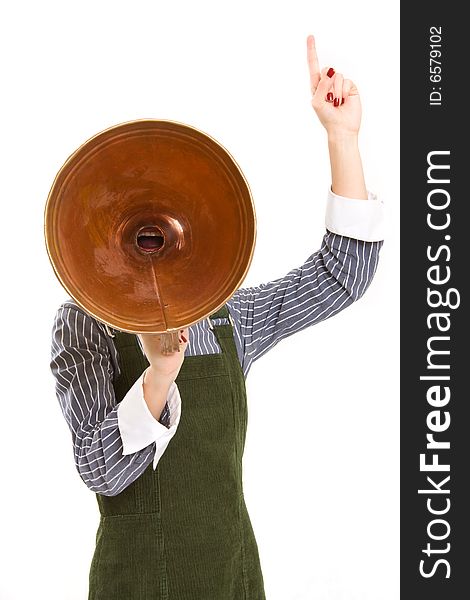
[0,1,399,599]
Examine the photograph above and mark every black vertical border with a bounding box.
[401,3,468,598]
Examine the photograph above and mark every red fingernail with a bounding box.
[333,97,340,107]
[327,67,335,78]
[341,98,345,105]
[181,334,187,343]
[326,92,333,102]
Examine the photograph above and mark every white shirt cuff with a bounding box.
[325,186,385,242]
[117,368,182,470]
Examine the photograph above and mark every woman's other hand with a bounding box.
[307,34,362,139]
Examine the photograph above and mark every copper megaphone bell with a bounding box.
[44,120,256,352]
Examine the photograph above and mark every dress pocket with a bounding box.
[176,353,226,380]
[88,513,168,600]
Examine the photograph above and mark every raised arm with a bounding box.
[228,232,381,375]
[227,35,384,376]
[307,34,367,199]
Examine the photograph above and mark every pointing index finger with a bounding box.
[307,34,320,93]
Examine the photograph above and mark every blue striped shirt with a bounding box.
[50,230,382,496]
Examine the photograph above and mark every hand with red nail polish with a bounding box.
[307,34,362,137]
[138,327,190,378]
[139,328,190,420]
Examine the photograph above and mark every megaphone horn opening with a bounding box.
[136,225,165,253]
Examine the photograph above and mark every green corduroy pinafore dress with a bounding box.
[88,305,266,599]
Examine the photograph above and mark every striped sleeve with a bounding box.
[228,231,383,375]
[50,305,155,496]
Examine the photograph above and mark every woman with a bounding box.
[50,34,384,599]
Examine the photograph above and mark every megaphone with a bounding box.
[44,119,256,352]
